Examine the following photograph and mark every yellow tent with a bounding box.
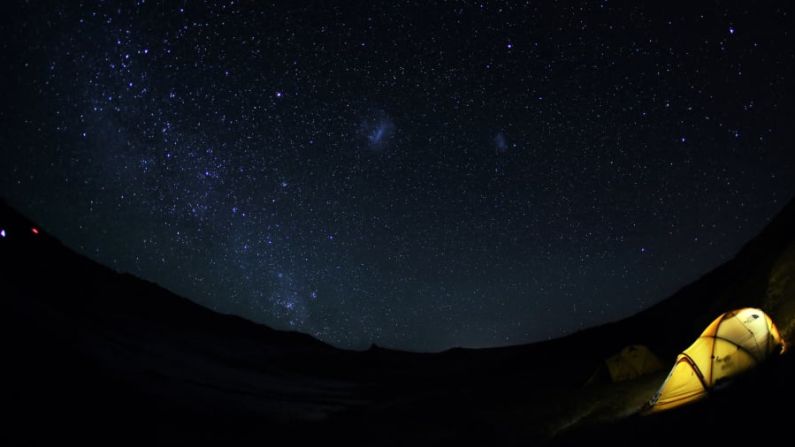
[647,308,784,413]
[605,345,664,382]
[587,345,664,384]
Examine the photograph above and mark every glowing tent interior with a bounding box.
[647,307,785,413]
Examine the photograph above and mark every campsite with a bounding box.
[2,196,793,445]
[3,2,795,445]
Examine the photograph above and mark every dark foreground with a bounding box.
[2,197,794,446]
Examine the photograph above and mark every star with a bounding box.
[3,1,792,352]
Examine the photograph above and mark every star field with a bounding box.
[2,1,794,351]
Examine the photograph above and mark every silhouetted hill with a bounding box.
[2,196,794,446]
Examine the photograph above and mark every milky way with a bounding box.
[2,2,794,351]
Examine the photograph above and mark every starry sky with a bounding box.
[2,1,794,351]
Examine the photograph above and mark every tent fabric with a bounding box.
[647,308,784,413]
[604,345,664,382]
[585,345,664,385]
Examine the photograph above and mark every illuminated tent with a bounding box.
[605,345,664,382]
[647,308,784,413]
[586,345,664,384]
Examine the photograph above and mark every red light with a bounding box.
[31,227,39,235]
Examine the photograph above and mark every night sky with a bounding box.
[2,1,794,351]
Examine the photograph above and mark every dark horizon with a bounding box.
[2,1,794,351]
